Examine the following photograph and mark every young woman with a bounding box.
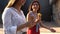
[27,1,56,34]
[2,0,38,34]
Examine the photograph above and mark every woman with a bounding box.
[2,0,38,34]
[27,1,56,34]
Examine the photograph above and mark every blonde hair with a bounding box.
[6,0,16,8]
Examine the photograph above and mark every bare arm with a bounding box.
[17,21,32,31]
[17,21,39,32]
[38,13,56,32]
[17,12,38,31]
[38,13,51,30]
[39,21,56,32]
[26,12,38,28]
[40,21,51,30]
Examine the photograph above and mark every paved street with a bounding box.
[0,21,60,34]
[0,27,60,34]
[40,21,60,34]
[40,27,60,34]
[0,28,3,34]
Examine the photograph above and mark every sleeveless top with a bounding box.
[27,11,40,34]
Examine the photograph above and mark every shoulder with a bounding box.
[2,7,13,16]
[2,7,13,19]
[20,10,24,14]
[3,7,13,14]
[27,11,33,16]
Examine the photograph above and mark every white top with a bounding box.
[2,7,27,34]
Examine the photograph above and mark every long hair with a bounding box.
[6,0,19,8]
[28,1,41,13]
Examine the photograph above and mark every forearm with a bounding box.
[17,23,27,31]
[40,21,51,30]
[41,25,51,30]
[17,22,33,31]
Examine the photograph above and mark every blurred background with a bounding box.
[0,0,57,23]
[0,0,60,34]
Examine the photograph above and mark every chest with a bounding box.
[11,11,26,25]
[32,13,38,20]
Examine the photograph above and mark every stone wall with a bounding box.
[53,0,60,25]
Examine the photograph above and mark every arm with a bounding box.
[26,12,38,28]
[37,13,50,29]
[40,21,56,32]
[2,9,17,34]
[17,12,39,31]
[40,21,51,30]
[17,21,34,31]
[37,13,56,32]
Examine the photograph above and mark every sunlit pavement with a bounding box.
[40,27,60,34]
[0,22,60,34]
[0,28,3,34]
[0,27,60,34]
[40,33,60,34]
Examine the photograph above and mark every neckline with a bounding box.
[11,7,22,13]
[30,11,37,15]
[11,7,22,16]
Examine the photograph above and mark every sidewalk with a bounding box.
[0,27,60,34]
[40,21,60,34]
[40,27,60,33]
[0,28,3,34]
[0,21,60,34]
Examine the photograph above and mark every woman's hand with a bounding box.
[50,28,56,32]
